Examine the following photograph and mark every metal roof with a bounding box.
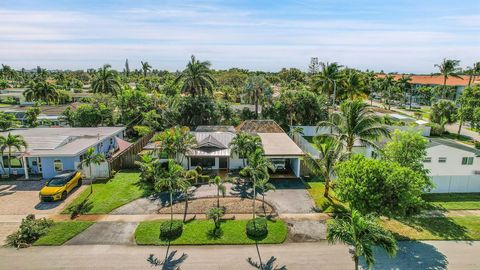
[187,131,235,157]
[258,133,303,156]
[428,137,480,156]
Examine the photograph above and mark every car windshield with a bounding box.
[47,177,68,187]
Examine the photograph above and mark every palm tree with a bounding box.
[77,147,106,194]
[209,176,227,208]
[179,178,192,222]
[24,80,58,103]
[154,159,189,223]
[434,59,462,98]
[174,55,216,97]
[340,69,363,100]
[466,62,480,86]
[327,210,397,270]
[151,126,196,164]
[397,75,412,108]
[141,61,152,78]
[1,133,27,177]
[288,126,304,139]
[91,64,121,97]
[244,76,272,118]
[304,137,344,198]
[230,132,261,167]
[124,59,130,78]
[313,62,343,106]
[317,100,390,154]
[378,75,397,110]
[254,176,275,212]
[0,135,7,175]
[240,148,274,219]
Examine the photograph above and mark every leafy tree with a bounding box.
[134,153,157,184]
[56,89,73,104]
[62,103,113,127]
[151,126,196,163]
[430,99,457,129]
[313,62,343,105]
[230,132,262,167]
[340,69,364,100]
[466,62,480,86]
[434,58,462,98]
[335,155,431,217]
[174,55,216,97]
[327,210,397,270]
[1,133,27,177]
[304,137,345,198]
[142,109,163,131]
[24,81,58,103]
[396,74,412,108]
[91,64,121,96]
[278,68,306,85]
[116,87,152,125]
[77,147,106,194]
[6,214,53,248]
[175,95,220,127]
[317,100,390,154]
[24,106,40,127]
[0,112,18,131]
[133,125,152,137]
[378,74,400,110]
[457,86,480,133]
[206,207,224,232]
[141,61,152,78]
[244,76,272,118]
[209,176,228,208]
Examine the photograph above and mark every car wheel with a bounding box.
[61,191,67,200]
[77,179,82,188]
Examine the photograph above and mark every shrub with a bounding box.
[475,141,480,150]
[246,218,268,239]
[206,207,225,230]
[159,220,183,240]
[428,123,445,136]
[6,214,53,248]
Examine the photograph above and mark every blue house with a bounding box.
[0,127,127,179]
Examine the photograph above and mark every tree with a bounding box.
[1,133,27,177]
[466,62,480,86]
[230,132,262,167]
[0,112,18,131]
[91,64,121,97]
[244,76,272,118]
[304,137,345,198]
[457,86,480,134]
[313,62,343,106]
[434,59,462,98]
[382,130,429,175]
[77,147,106,194]
[116,87,152,125]
[209,176,227,208]
[430,99,457,129]
[340,69,363,100]
[317,100,390,154]
[254,176,275,211]
[151,126,196,164]
[62,103,113,127]
[335,155,432,217]
[206,207,224,233]
[396,75,412,108]
[24,106,40,127]
[141,61,152,78]
[240,148,274,219]
[327,209,397,270]
[24,81,58,103]
[378,74,399,110]
[174,55,216,97]
[124,59,130,77]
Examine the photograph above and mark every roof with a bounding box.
[258,133,303,156]
[187,132,235,157]
[195,126,236,133]
[428,137,480,156]
[236,120,285,134]
[0,103,81,116]
[0,127,125,157]
[389,113,415,122]
[376,74,475,87]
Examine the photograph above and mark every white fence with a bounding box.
[292,125,431,137]
[429,175,480,193]
[292,133,320,158]
[74,161,110,179]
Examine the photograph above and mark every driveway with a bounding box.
[66,222,139,245]
[264,179,315,214]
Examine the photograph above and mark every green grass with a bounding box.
[303,136,314,144]
[436,133,476,146]
[63,170,152,214]
[423,193,480,210]
[135,219,288,245]
[381,216,480,240]
[33,221,94,246]
[306,181,347,213]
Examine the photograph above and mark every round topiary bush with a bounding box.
[160,220,183,240]
[246,218,268,239]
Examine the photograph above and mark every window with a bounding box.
[190,157,215,168]
[53,160,63,172]
[2,156,23,168]
[438,157,447,163]
[423,157,432,163]
[462,157,474,165]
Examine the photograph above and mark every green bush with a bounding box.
[160,220,183,240]
[246,218,268,239]
[475,141,480,150]
[428,123,445,136]
[6,214,53,248]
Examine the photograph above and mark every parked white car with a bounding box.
[271,159,286,171]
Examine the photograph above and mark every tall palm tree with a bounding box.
[77,147,106,194]
[244,76,272,118]
[209,176,228,208]
[24,80,59,103]
[141,61,152,78]
[230,132,261,167]
[304,137,344,198]
[0,135,7,175]
[327,210,397,270]
[174,55,216,97]
[154,159,189,223]
[151,126,196,164]
[466,62,480,86]
[434,58,462,98]
[378,74,397,110]
[317,100,390,154]
[254,176,275,212]
[240,148,274,219]
[313,62,343,106]
[1,133,27,177]
[340,69,363,100]
[91,64,121,97]
[396,75,412,109]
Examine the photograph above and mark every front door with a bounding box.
[219,157,228,170]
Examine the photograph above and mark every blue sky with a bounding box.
[0,0,479,72]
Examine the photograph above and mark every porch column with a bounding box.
[22,156,29,180]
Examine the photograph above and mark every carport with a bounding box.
[258,133,303,177]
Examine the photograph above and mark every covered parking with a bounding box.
[258,133,304,178]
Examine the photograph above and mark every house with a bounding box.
[144,121,304,177]
[0,103,81,127]
[0,127,127,179]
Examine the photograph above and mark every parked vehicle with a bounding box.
[39,170,82,202]
[271,159,287,171]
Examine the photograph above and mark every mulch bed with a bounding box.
[157,197,275,215]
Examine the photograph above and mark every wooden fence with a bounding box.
[108,133,153,176]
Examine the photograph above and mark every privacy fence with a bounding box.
[107,132,153,176]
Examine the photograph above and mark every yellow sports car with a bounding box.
[39,170,82,202]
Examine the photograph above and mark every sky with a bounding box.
[0,0,479,73]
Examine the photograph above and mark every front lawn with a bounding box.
[33,221,94,246]
[381,216,480,240]
[306,181,347,213]
[423,193,480,210]
[63,170,151,214]
[135,219,287,245]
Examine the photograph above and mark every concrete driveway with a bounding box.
[264,179,315,214]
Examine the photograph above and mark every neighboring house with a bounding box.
[0,103,81,127]
[145,120,304,177]
[0,127,127,179]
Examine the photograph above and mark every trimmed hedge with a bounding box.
[160,220,183,240]
[246,218,268,239]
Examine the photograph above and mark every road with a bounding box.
[1,241,479,269]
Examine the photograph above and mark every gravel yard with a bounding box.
[157,197,274,215]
